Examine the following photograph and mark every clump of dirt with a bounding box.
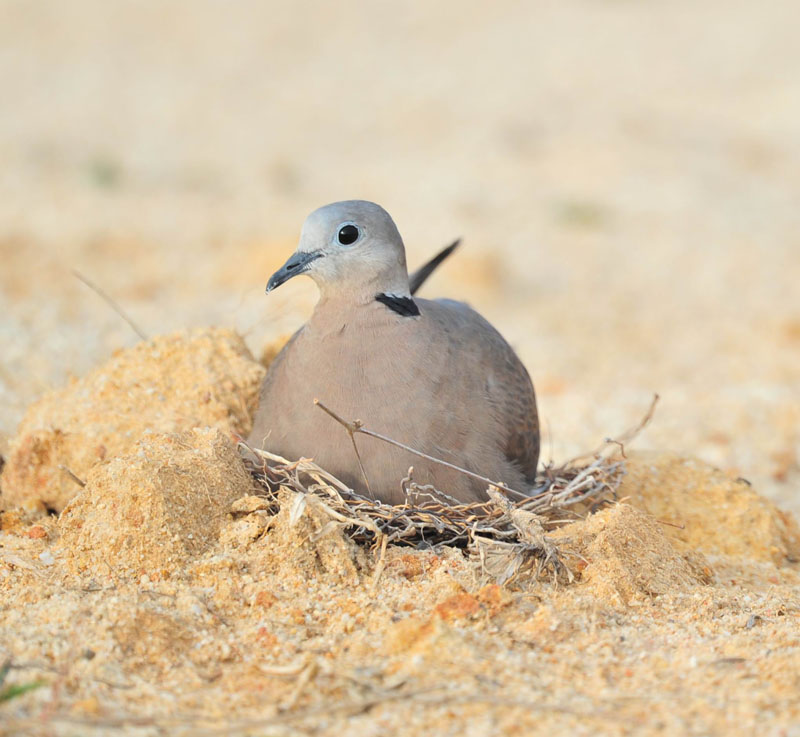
[244,487,369,585]
[0,328,265,512]
[58,428,254,580]
[622,451,800,565]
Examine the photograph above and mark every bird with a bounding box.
[248,200,539,505]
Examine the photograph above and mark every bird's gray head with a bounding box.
[266,200,411,299]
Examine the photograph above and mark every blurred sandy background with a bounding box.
[1,0,798,510]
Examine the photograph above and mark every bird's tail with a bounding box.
[408,239,461,295]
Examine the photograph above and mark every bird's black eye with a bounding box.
[337,224,360,246]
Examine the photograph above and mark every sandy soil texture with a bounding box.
[0,330,798,736]
[1,0,799,734]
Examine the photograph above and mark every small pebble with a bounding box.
[39,550,55,566]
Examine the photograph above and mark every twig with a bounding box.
[563,393,659,466]
[370,534,389,594]
[314,405,373,497]
[656,518,686,529]
[314,399,528,500]
[615,393,660,445]
[258,656,314,678]
[59,465,86,488]
[280,658,318,711]
[72,269,148,341]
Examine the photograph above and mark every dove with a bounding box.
[248,200,539,504]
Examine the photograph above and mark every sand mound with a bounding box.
[0,328,265,512]
[554,503,712,608]
[622,452,800,565]
[58,428,253,579]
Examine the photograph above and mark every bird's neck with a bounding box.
[309,279,415,335]
[315,271,411,308]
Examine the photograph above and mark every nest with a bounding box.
[242,444,624,584]
[241,396,656,584]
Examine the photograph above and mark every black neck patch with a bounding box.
[375,293,420,317]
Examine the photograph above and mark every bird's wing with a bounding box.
[432,298,540,483]
[497,354,540,483]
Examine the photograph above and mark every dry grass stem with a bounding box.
[58,464,86,488]
[72,269,148,341]
[314,398,529,500]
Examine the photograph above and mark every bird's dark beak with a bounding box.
[266,250,323,292]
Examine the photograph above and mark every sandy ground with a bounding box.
[0,328,798,736]
[1,0,799,734]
